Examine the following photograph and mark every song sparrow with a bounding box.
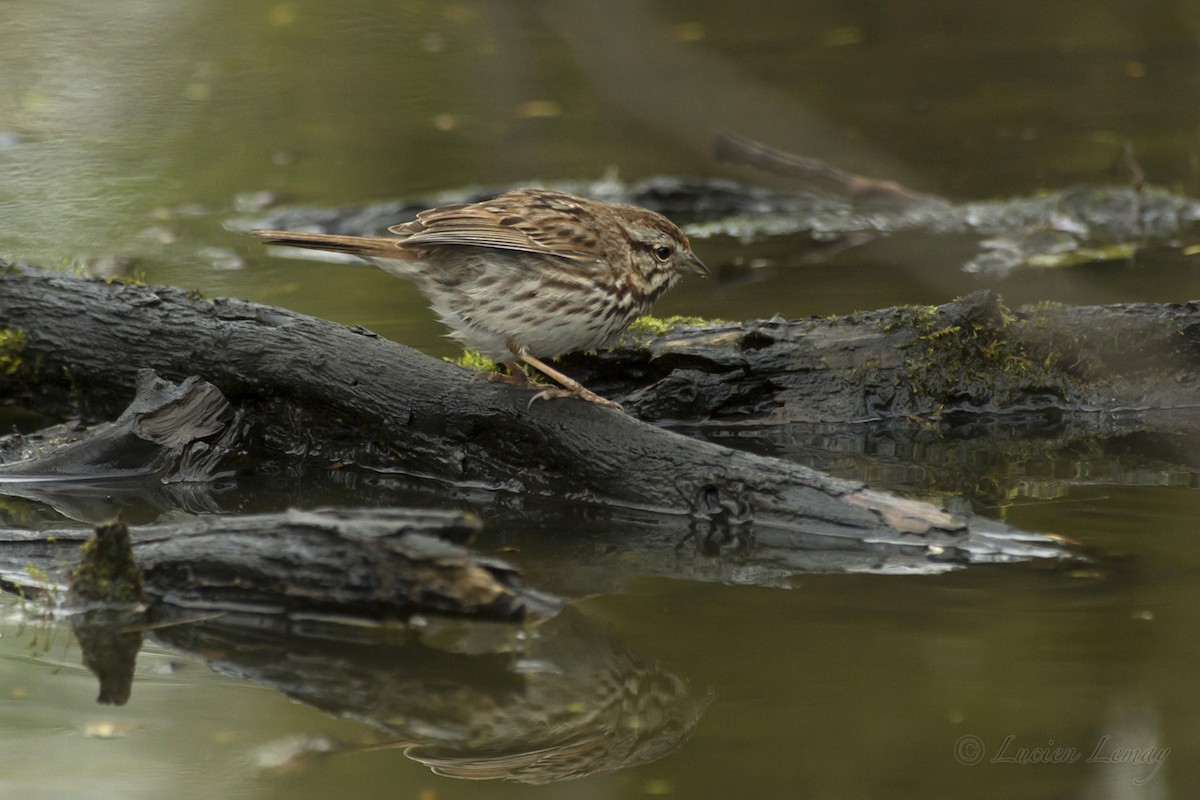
[252,188,708,410]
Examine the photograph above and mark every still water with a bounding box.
[3,0,1200,797]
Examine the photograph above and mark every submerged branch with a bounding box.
[713,131,945,207]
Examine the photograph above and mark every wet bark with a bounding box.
[0,262,1078,563]
[0,369,239,482]
[0,507,560,622]
[560,290,1200,428]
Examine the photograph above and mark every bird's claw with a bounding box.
[527,385,623,411]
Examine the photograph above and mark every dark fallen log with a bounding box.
[0,369,238,481]
[0,508,560,622]
[0,262,1075,566]
[0,370,1067,582]
[0,369,241,523]
[2,507,554,705]
[558,290,1200,428]
[0,372,243,524]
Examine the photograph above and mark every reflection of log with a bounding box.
[71,610,143,706]
[0,263,1074,563]
[154,606,707,784]
[0,508,561,622]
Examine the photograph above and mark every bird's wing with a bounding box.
[388,189,602,262]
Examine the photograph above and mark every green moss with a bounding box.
[0,327,27,376]
[104,272,147,286]
[450,315,727,371]
[447,351,553,383]
[625,314,724,337]
[882,297,1066,416]
[69,520,146,606]
[24,563,51,586]
[449,350,499,372]
[1025,243,1138,269]
[616,314,731,349]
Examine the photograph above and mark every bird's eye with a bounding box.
[652,245,673,262]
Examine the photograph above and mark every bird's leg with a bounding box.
[518,353,623,411]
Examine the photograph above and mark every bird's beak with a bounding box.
[686,253,711,276]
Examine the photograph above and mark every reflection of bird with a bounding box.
[253,188,707,410]
[339,607,711,784]
[395,660,708,783]
[189,605,710,784]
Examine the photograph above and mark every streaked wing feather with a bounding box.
[401,229,595,260]
[388,192,600,261]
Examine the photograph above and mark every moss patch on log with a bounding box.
[883,293,1068,416]
[449,350,499,373]
[68,520,146,606]
[449,315,728,372]
[0,327,27,377]
[620,314,729,347]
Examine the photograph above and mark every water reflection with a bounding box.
[71,608,144,706]
[693,419,1200,510]
[150,605,709,784]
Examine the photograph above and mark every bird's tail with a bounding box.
[251,229,412,261]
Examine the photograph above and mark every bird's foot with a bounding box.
[503,353,624,411]
[527,383,623,411]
